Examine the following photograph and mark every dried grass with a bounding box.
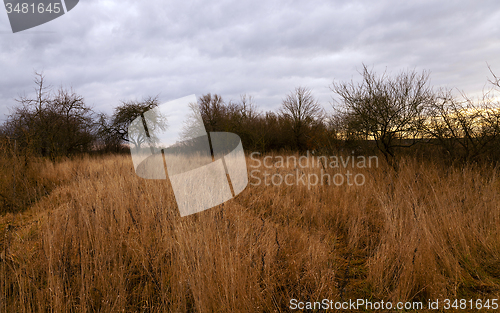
[1,152,499,312]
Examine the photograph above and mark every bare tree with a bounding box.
[424,88,500,161]
[279,87,324,151]
[4,72,96,157]
[331,64,435,163]
[238,94,258,120]
[109,96,164,147]
[198,93,226,132]
[180,101,209,141]
[487,63,500,90]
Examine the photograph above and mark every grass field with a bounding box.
[1,152,499,312]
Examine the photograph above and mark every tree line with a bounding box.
[2,65,500,165]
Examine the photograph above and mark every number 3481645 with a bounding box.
[5,2,61,14]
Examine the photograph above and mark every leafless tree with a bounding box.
[487,63,500,90]
[424,88,500,161]
[99,96,166,151]
[4,72,96,157]
[198,93,226,132]
[279,87,324,151]
[331,64,435,163]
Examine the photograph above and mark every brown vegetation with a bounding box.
[1,153,499,312]
[2,66,500,311]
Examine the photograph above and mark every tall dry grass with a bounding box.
[1,152,499,312]
[0,139,77,213]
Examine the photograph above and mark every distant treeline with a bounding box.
[3,65,500,164]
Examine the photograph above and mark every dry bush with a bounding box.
[0,140,75,213]
[1,152,499,312]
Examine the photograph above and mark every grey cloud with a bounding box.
[1,0,500,123]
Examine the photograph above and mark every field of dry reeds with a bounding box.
[1,151,499,312]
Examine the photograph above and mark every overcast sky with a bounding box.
[1,0,500,124]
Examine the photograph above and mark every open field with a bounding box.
[1,153,500,312]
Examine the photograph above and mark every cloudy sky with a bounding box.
[1,0,500,124]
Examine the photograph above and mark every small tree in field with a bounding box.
[424,81,500,162]
[98,96,167,151]
[4,72,96,158]
[279,87,324,151]
[331,64,435,163]
[198,93,226,132]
